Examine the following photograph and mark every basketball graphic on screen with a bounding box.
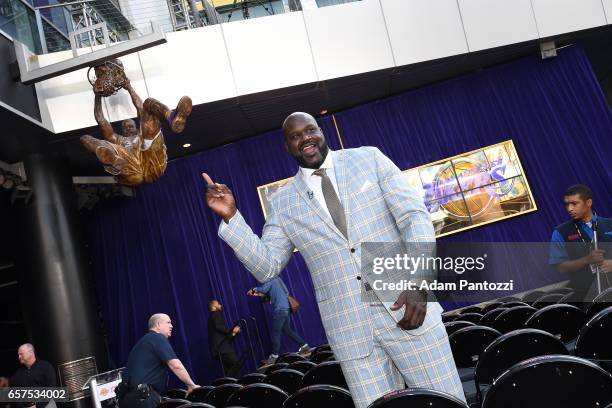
[434,158,494,220]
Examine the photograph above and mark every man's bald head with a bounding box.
[282,112,328,169]
[148,313,173,337]
[282,112,317,133]
[17,343,36,367]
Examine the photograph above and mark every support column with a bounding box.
[15,153,109,408]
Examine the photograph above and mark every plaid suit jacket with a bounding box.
[219,147,442,362]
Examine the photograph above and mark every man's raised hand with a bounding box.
[202,173,237,223]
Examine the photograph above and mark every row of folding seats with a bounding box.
[161,343,473,407]
[159,383,354,408]
[447,286,612,320]
[160,384,470,408]
[444,288,612,407]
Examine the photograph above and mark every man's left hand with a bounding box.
[599,259,612,273]
[185,384,200,396]
[390,289,427,330]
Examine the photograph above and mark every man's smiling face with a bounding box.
[283,113,329,169]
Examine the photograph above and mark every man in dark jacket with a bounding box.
[207,300,241,378]
[119,314,199,408]
[10,344,56,408]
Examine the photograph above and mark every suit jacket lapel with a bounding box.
[294,168,347,241]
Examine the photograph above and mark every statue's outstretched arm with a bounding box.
[94,94,118,144]
[124,82,143,119]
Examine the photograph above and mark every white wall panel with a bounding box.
[303,0,394,81]
[139,26,237,106]
[603,0,612,23]
[381,0,468,66]
[221,12,317,95]
[531,0,606,37]
[33,0,612,134]
[459,0,539,51]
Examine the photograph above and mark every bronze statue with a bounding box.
[80,59,192,186]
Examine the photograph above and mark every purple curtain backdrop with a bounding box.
[84,45,612,386]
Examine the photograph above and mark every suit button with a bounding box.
[356,276,361,280]
[350,248,356,253]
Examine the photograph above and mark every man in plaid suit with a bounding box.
[202,112,465,407]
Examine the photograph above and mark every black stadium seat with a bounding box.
[502,301,529,308]
[283,385,354,408]
[585,287,612,320]
[442,313,459,323]
[481,355,612,408]
[277,353,307,364]
[553,287,574,295]
[288,360,316,374]
[575,306,612,361]
[211,377,237,386]
[264,368,304,395]
[157,399,190,408]
[481,302,505,313]
[478,308,506,328]
[460,306,483,314]
[367,388,468,408]
[448,326,501,368]
[531,293,565,309]
[312,344,332,355]
[310,350,334,364]
[444,320,475,335]
[521,290,547,304]
[203,383,242,407]
[262,362,289,374]
[452,313,482,324]
[225,383,288,408]
[557,291,578,306]
[497,296,521,303]
[186,386,214,403]
[165,389,187,399]
[525,304,586,342]
[301,360,348,390]
[474,329,568,404]
[237,372,266,385]
[490,306,537,333]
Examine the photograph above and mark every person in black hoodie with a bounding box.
[207,300,241,378]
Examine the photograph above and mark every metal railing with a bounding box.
[1,0,136,53]
[1,0,358,55]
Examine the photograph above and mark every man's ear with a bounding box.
[587,198,593,209]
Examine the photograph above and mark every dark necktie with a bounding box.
[313,168,348,239]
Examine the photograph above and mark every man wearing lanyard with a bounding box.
[549,184,612,303]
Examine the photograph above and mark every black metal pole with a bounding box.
[239,318,257,369]
[14,153,109,408]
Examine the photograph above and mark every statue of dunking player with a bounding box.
[80,59,192,186]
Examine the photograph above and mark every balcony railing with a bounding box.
[1,0,358,55]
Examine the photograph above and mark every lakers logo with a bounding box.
[430,155,513,221]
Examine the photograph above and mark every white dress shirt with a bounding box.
[221,150,341,230]
[298,149,340,222]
